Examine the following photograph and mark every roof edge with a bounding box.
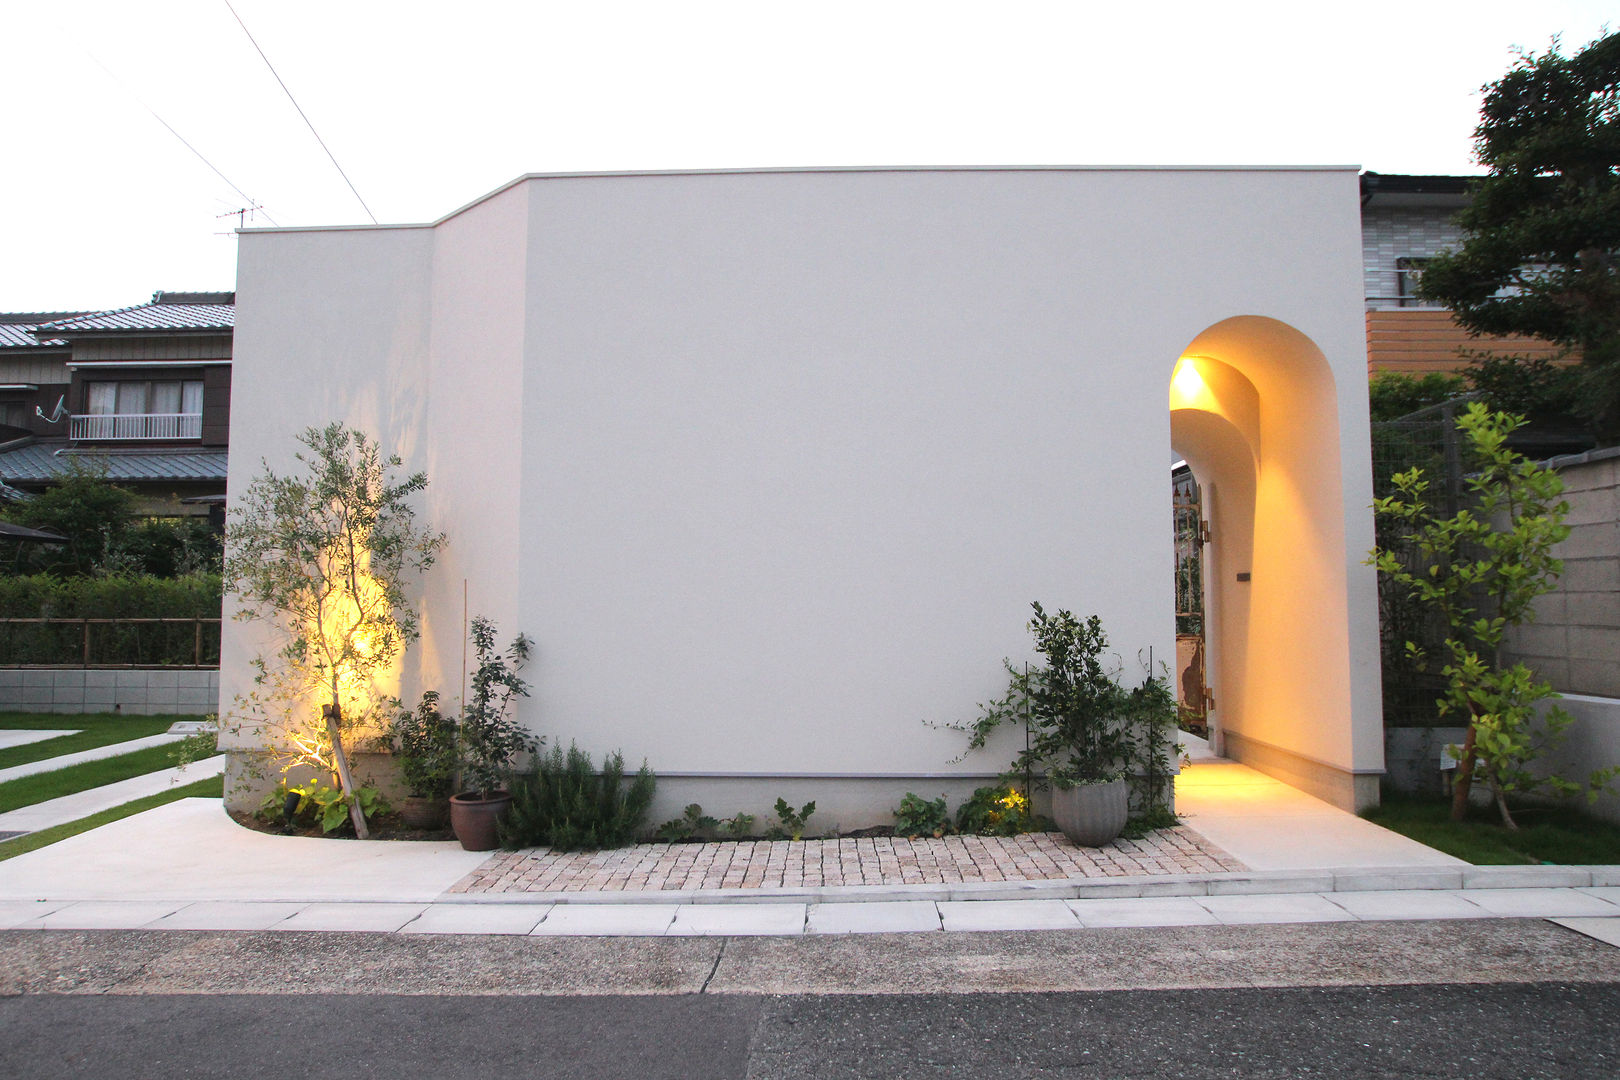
[241,164,1365,235]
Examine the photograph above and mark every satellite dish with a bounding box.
[35,395,67,424]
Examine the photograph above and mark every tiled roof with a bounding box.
[35,301,235,335]
[0,441,228,484]
[0,322,68,349]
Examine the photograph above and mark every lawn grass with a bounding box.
[0,712,182,771]
[0,775,222,863]
[0,739,214,814]
[1364,793,1620,865]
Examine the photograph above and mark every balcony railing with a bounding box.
[71,412,202,440]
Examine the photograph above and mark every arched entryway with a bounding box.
[1168,316,1382,812]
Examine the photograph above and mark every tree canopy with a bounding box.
[1416,31,1620,442]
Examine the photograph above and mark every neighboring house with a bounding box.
[0,291,232,516]
[1359,172,1567,377]
[226,167,1386,823]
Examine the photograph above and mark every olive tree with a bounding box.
[225,423,445,837]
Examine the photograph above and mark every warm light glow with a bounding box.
[1170,357,1207,404]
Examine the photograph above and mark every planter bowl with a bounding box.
[1050,778,1129,847]
[449,790,512,851]
[399,795,449,831]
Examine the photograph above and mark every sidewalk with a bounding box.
[3,787,1619,945]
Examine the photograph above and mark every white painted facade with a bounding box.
[225,167,1384,823]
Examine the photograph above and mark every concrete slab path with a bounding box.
[0,733,186,784]
[1173,760,1467,870]
[0,756,225,835]
[0,730,79,751]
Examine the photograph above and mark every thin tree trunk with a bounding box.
[1450,721,1478,822]
[324,702,370,839]
[1492,780,1519,830]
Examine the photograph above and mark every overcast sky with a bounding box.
[1,0,1612,312]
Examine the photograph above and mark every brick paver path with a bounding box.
[450,827,1246,894]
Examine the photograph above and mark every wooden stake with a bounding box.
[324,702,370,839]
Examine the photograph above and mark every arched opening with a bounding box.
[1168,316,1380,812]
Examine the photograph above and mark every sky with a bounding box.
[1,0,1613,312]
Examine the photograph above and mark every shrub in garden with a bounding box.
[499,744,656,851]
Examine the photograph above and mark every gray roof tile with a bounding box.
[0,441,227,484]
[35,302,234,335]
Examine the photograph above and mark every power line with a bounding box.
[222,0,379,225]
[79,50,280,228]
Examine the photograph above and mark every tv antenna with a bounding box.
[36,395,67,424]
[216,204,265,234]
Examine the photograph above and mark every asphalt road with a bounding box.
[5,920,1620,1078]
[3,984,1618,1079]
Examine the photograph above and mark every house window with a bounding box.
[1396,257,1432,307]
[86,380,203,417]
[75,379,205,440]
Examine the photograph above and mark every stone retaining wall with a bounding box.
[0,669,219,715]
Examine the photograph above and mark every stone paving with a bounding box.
[450,826,1246,894]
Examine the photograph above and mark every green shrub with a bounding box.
[894,792,952,838]
[0,573,222,665]
[955,785,1036,836]
[499,744,656,852]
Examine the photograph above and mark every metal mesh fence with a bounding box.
[1370,400,1474,727]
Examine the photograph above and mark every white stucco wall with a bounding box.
[226,167,1381,819]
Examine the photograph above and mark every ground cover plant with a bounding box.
[0,713,178,771]
[1365,793,1620,865]
[0,774,223,863]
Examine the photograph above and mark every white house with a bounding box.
[223,166,1384,825]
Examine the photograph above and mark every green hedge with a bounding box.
[0,573,222,666]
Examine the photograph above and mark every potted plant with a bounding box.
[958,603,1163,846]
[386,691,458,829]
[450,616,540,851]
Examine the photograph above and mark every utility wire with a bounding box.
[80,50,279,227]
[222,0,379,224]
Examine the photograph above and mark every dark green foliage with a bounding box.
[947,603,1179,821]
[387,691,457,800]
[1416,32,1620,442]
[720,812,756,839]
[262,782,387,835]
[764,798,816,841]
[110,516,223,577]
[953,785,1036,836]
[499,744,656,852]
[656,803,718,842]
[894,792,952,838]
[0,573,222,665]
[1,462,135,575]
[1368,372,1467,422]
[457,616,538,798]
[1465,352,1586,432]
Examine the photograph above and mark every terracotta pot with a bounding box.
[399,795,449,831]
[449,790,511,851]
[1050,778,1129,847]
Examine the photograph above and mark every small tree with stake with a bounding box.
[1371,403,1614,827]
[225,423,445,838]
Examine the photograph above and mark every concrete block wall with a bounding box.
[1503,448,1620,699]
[1361,206,1464,305]
[0,669,220,715]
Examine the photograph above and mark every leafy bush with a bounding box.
[894,792,952,838]
[955,785,1036,836]
[499,744,656,852]
[0,573,222,665]
[457,616,538,798]
[656,803,718,842]
[387,691,457,800]
[261,782,388,835]
[764,797,816,841]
